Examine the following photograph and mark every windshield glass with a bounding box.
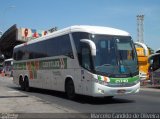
[92,35,138,77]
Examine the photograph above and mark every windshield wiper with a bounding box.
[95,64,117,77]
[95,64,111,69]
[95,70,113,77]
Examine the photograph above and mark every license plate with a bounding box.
[117,89,126,94]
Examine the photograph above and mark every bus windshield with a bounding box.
[92,35,138,77]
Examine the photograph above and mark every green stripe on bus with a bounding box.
[13,58,67,70]
[39,58,67,69]
[109,75,139,83]
[98,75,102,81]
[13,62,26,70]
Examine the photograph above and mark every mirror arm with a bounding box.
[80,39,96,56]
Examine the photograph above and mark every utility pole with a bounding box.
[137,15,144,43]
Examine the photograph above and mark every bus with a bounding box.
[148,53,160,84]
[13,25,140,99]
[3,58,13,76]
[135,42,150,81]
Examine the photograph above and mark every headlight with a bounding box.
[95,79,108,86]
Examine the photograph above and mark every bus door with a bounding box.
[80,45,92,95]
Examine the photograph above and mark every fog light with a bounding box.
[135,88,140,93]
[98,88,104,94]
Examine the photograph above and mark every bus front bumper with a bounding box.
[91,82,140,97]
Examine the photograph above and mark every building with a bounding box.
[0,24,48,59]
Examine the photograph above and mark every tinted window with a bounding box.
[13,49,17,60]
[72,32,90,63]
[30,42,47,59]
[46,34,72,57]
[152,55,160,71]
[72,32,90,54]
[15,47,25,60]
[14,34,73,61]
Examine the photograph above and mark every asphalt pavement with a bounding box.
[0,76,77,113]
[1,76,160,118]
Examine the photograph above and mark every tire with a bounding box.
[65,80,75,100]
[24,77,30,92]
[104,96,114,100]
[19,78,25,91]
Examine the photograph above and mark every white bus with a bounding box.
[13,25,140,99]
[3,58,13,76]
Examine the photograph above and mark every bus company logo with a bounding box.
[115,79,128,83]
[41,58,67,69]
[60,58,65,69]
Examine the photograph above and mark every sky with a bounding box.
[0,0,160,51]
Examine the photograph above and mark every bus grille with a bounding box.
[107,82,138,87]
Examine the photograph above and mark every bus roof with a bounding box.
[14,25,130,49]
[156,48,160,53]
[148,53,160,59]
[135,42,149,56]
[70,25,130,36]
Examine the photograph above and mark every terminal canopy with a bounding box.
[0,24,49,59]
[0,24,23,59]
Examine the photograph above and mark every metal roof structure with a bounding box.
[0,24,47,59]
[0,24,23,59]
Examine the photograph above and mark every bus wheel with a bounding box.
[19,77,25,91]
[65,80,75,100]
[24,77,30,92]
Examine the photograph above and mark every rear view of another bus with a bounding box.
[135,42,150,81]
[3,58,13,77]
[148,53,160,85]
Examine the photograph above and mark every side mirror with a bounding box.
[80,39,96,56]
